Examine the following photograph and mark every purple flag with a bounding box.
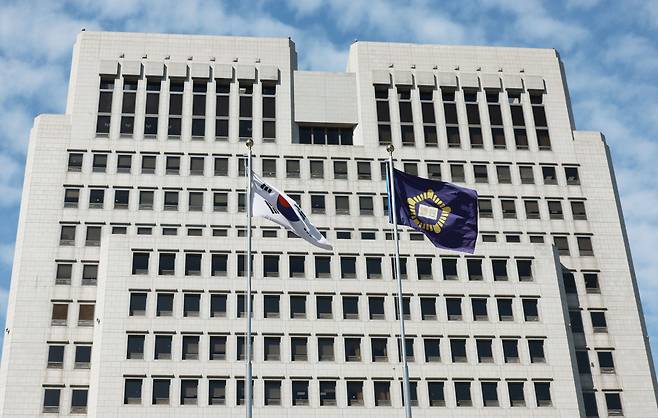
[391,168,478,253]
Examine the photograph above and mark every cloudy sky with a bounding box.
[1,0,657,363]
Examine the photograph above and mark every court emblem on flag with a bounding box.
[407,189,451,233]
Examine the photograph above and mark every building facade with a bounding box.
[0,31,656,417]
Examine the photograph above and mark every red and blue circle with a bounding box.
[277,195,299,222]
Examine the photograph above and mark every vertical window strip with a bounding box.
[191,80,207,139]
[120,78,137,136]
[96,77,114,135]
[144,79,160,137]
[262,83,276,141]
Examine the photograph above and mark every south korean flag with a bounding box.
[251,173,333,250]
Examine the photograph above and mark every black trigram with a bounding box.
[259,183,273,194]
[266,201,279,215]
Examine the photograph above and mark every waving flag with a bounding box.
[251,173,332,250]
[390,168,478,253]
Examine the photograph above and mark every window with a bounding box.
[320,381,337,406]
[127,335,145,359]
[152,379,171,405]
[190,81,207,138]
[263,380,282,406]
[165,155,180,175]
[554,236,570,256]
[183,254,201,276]
[263,336,281,361]
[310,160,326,179]
[420,297,437,320]
[182,335,199,360]
[535,382,552,407]
[333,195,350,215]
[183,293,201,318]
[129,293,147,316]
[289,255,305,277]
[210,294,227,318]
[263,294,280,318]
[373,381,391,406]
[501,199,517,219]
[428,381,445,406]
[263,255,279,277]
[375,85,392,145]
[168,81,184,137]
[154,335,172,360]
[113,189,129,209]
[188,191,203,211]
[163,191,178,210]
[478,198,493,218]
[88,189,104,209]
[119,78,137,135]
[156,293,174,317]
[315,256,331,278]
[466,259,483,281]
[318,337,335,361]
[496,165,512,184]
[548,200,563,220]
[455,382,472,407]
[583,392,599,416]
[442,90,460,147]
[518,166,534,184]
[261,83,276,140]
[481,381,499,407]
[213,192,228,212]
[591,311,608,332]
[76,303,95,325]
[605,392,623,415]
[343,296,359,319]
[124,379,142,405]
[96,78,113,135]
[138,190,153,210]
[508,382,526,407]
[292,380,309,406]
[285,159,300,178]
[450,339,467,363]
[208,380,226,405]
[578,236,594,256]
[214,82,230,139]
[542,166,557,185]
[571,200,587,220]
[368,296,385,320]
[584,273,600,293]
[47,345,65,368]
[477,339,494,363]
[311,194,325,214]
[316,295,333,319]
[503,339,519,363]
[43,388,61,413]
[472,298,488,321]
[71,388,88,413]
[528,339,545,363]
[508,92,527,149]
[55,263,72,285]
[92,153,108,173]
[394,296,411,320]
[68,153,83,173]
[450,164,465,182]
[340,256,356,279]
[398,87,415,146]
[290,295,306,319]
[330,160,347,180]
[596,350,615,374]
[131,252,149,274]
[291,337,308,361]
[522,298,539,321]
[571,311,585,333]
[179,379,198,406]
[516,259,533,281]
[415,258,432,280]
[156,252,175,276]
[446,297,462,320]
[347,381,364,406]
[261,158,276,177]
[473,165,488,183]
[345,338,361,361]
[64,189,80,208]
[356,161,371,179]
[497,298,514,321]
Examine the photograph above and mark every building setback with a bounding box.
[0,31,656,417]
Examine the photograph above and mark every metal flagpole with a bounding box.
[245,139,254,418]
[387,144,413,418]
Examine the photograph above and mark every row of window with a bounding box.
[49,302,94,327]
[67,151,581,187]
[123,333,548,366]
[118,377,562,409]
[479,196,588,221]
[374,87,552,151]
[96,77,274,141]
[128,252,536,282]
[126,291,542,323]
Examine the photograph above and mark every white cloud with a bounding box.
[604,34,658,73]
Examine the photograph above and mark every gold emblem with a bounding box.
[407,189,451,233]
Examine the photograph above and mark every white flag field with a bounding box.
[251,173,333,251]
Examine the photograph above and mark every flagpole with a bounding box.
[387,144,413,418]
[245,138,254,418]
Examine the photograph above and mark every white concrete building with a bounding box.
[0,31,656,417]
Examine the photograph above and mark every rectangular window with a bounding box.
[291,337,308,361]
[291,380,309,406]
[420,88,438,146]
[578,236,594,256]
[345,338,361,362]
[316,295,333,319]
[501,199,517,219]
[163,191,178,211]
[113,189,129,209]
[542,166,557,185]
[320,381,337,406]
[375,85,392,145]
[262,83,276,141]
[482,381,499,407]
[455,382,472,407]
[47,345,65,368]
[476,338,494,363]
[210,294,227,318]
[263,254,279,277]
[209,380,226,405]
[43,388,61,413]
[132,252,149,275]
[522,298,539,321]
[238,82,253,139]
[156,293,174,317]
[442,258,458,280]
[263,336,281,361]
[182,335,199,360]
[264,380,281,406]
[516,259,533,281]
[374,381,391,406]
[524,199,540,219]
[368,296,385,320]
[185,253,201,276]
[144,79,160,137]
[427,162,441,180]
[342,296,359,319]
[503,339,520,363]
[472,298,488,321]
[473,165,488,183]
[535,382,552,407]
[315,256,331,278]
[591,311,608,332]
[347,381,364,406]
[67,153,83,172]
[154,335,172,360]
[420,297,437,320]
[165,156,180,174]
[214,157,228,176]
[497,298,514,321]
[180,379,198,405]
[127,335,145,359]
[478,198,493,218]
[311,194,325,214]
[332,160,347,179]
[428,381,445,406]
[450,164,465,183]
[529,339,546,363]
[129,292,147,316]
[141,155,156,174]
[152,379,171,405]
[168,81,184,137]
[496,165,512,184]
[191,81,207,138]
[442,90,460,147]
[96,78,113,135]
[508,382,526,407]
[398,88,415,146]
[584,273,600,293]
[215,82,230,139]
[467,259,483,281]
[71,389,88,413]
[290,295,306,319]
[88,189,104,209]
[263,294,280,318]
[124,379,142,405]
[120,78,137,136]
[318,337,335,361]
[450,339,467,363]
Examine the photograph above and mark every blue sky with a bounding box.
[1,0,657,363]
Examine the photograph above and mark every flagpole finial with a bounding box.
[246,138,254,149]
[386,144,395,154]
